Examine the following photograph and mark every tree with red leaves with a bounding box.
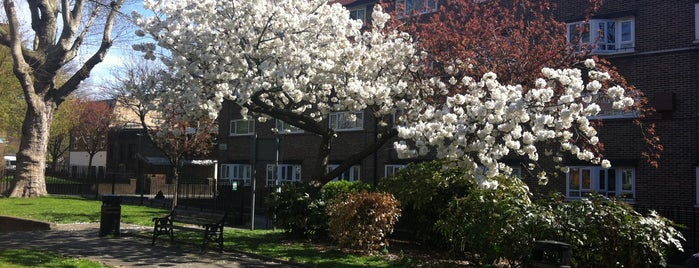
[388,0,661,170]
[73,100,116,191]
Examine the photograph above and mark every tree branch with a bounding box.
[54,0,124,101]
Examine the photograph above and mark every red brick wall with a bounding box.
[550,0,699,207]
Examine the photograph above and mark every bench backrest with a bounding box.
[170,208,226,226]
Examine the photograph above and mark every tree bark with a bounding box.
[0,0,124,197]
[88,153,96,198]
[310,133,333,186]
[6,99,55,197]
[171,166,179,210]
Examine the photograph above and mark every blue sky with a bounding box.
[85,1,154,87]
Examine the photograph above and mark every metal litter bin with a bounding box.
[531,240,571,268]
[99,195,121,237]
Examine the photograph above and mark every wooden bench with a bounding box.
[151,207,227,252]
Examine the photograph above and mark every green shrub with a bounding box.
[434,174,547,266]
[378,160,473,245]
[379,161,684,266]
[321,180,372,201]
[546,194,685,267]
[327,191,401,253]
[267,183,326,238]
[267,180,374,239]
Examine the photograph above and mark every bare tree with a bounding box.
[105,56,215,209]
[0,0,126,197]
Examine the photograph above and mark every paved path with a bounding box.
[0,224,301,268]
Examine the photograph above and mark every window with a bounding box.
[510,165,522,178]
[348,6,366,22]
[695,3,699,41]
[384,164,406,177]
[275,119,302,134]
[329,111,364,131]
[327,164,361,182]
[396,0,438,16]
[567,166,635,200]
[230,119,255,136]
[266,164,302,186]
[586,92,639,119]
[567,18,635,54]
[72,136,80,150]
[221,164,252,186]
[98,135,106,150]
[391,109,406,129]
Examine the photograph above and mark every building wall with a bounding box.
[551,0,699,207]
[216,101,405,188]
[216,1,699,210]
[68,151,107,168]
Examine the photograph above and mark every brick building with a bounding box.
[548,0,699,209]
[216,101,414,189]
[216,1,699,211]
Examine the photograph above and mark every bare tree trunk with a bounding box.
[88,154,96,198]
[7,100,55,197]
[171,166,179,210]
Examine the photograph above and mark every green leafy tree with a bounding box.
[0,46,24,153]
[47,96,82,172]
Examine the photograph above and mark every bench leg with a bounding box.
[203,225,224,252]
[152,218,172,246]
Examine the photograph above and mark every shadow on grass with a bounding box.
[224,230,399,268]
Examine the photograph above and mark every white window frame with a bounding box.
[348,6,366,23]
[327,164,361,182]
[229,119,255,136]
[566,166,635,200]
[275,119,303,134]
[329,111,364,131]
[266,164,302,186]
[586,92,640,119]
[567,18,635,54]
[384,164,406,177]
[391,109,406,129]
[220,164,252,186]
[396,0,438,16]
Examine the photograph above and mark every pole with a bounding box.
[250,133,257,230]
[273,134,280,229]
[137,132,144,205]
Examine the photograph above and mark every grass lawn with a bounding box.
[0,196,166,226]
[224,229,415,268]
[0,249,109,268]
[0,196,419,267]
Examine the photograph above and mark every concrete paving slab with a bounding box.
[0,223,301,268]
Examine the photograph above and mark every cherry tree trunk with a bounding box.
[6,100,55,197]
